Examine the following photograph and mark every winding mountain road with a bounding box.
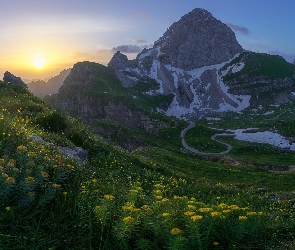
[181,121,234,155]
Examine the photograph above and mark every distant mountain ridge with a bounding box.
[27,69,71,98]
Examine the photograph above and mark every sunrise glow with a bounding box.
[33,58,45,69]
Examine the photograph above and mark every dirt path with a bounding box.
[181,121,234,155]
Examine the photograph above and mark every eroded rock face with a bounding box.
[153,8,243,70]
[107,8,248,119]
[3,71,27,88]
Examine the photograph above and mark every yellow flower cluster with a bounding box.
[104,195,115,200]
[123,216,135,223]
[191,215,203,221]
[170,228,182,235]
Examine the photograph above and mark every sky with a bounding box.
[0,0,295,81]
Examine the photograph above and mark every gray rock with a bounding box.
[151,8,243,70]
[3,71,27,88]
[30,135,88,163]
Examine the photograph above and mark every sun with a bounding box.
[33,58,45,69]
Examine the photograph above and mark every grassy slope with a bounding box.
[1,81,295,249]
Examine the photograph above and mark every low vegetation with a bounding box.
[1,81,295,249]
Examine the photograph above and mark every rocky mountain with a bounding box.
[3,71,27,88]
[108,8,295,119]
[46,8,295,149]
[27,69,71,98]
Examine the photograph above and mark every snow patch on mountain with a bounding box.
[232,62,245,73]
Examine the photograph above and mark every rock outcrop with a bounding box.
[3,71,27,88]
[152,8,243,70]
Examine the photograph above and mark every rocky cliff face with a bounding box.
[153,8,243,70]
[3,71,27,88]
[46,62,169,148]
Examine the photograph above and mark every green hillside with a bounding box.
[221,52,295,107]
[1,81,295,249]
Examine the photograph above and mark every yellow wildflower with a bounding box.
[170,228,182,235]
[247,212,257,216]
[92,179,97,183]
[67,164,74,169]
[155,196,162,200]
[7,159,15,167]
[0,166,3,171]
[191,215,203,221]
[104,195,114,200]
[154,190,162,195]
[123,216,134,223]
[13,167,19,172]
[223,209,231,213]
[162,213,170,217]
[154,184,164,189]
[28,192,35,197]
[26,176,35,183]
[187,205,196,210]
[52,183,61,188]
[229,205,240,210]
[28,161,35,166]
[41,172,49,178]
[63,192,68,195]
[213,242,220,246]
[239,216,248,221]
[0,158,4,163]
[142,205,151,211]
[44,156,50,161]
[184,211,195,216]
[211,211,222,217]
[5,207,11,211]
[28,152,37,157]
[5,177,15,183]
[199,207,213,213]
[2,173,9,178]
[122,206,134,211]
[161,198,169,202]
[17,145,27,151]
[218,203,228,209]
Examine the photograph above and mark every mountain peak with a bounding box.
[3,71,27,88]
[151,8,243,70]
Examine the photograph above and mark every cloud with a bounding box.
[225,22,250,35]
[132,11,149,19]
[268,50,295,63]
[111,44,150,54]
[133,39,148,44]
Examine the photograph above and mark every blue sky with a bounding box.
[0,0,294,79]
